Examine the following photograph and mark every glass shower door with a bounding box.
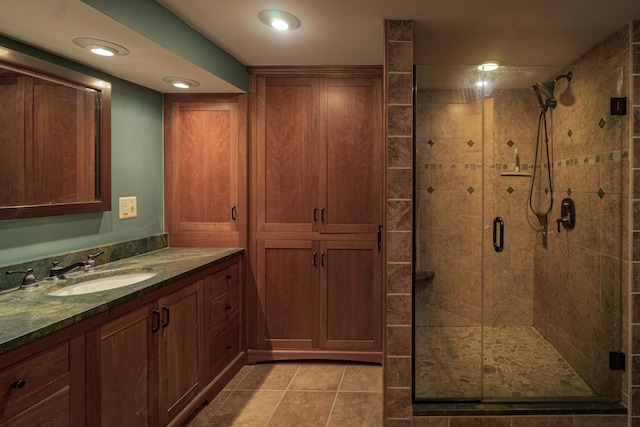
[414,66,485,400]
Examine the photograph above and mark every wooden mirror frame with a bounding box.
[0,46,111,221]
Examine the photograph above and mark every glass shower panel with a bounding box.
[414,66,485,400]
[413,64,624,403]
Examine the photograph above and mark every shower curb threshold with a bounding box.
[413,400,627,417]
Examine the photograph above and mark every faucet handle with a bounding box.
[6,268,38,290]
[88,250,104,260]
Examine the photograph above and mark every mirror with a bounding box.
[0,46,111,220]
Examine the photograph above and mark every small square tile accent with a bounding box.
[427,139,435,146]
[507,140,514,147]
[467,186,475,194]
[506,187,515,194]
[567,129,573,137]
[598,188,605,199]
[427,186,435,194]
[567,188,572,196]
[467,139,475,147]
[544,187,549,195]
[599,118,607,128]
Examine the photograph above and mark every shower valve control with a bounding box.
[556,197,576,232]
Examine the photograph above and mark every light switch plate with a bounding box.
[119,196,137,219]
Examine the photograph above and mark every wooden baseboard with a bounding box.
[246,349,383,364]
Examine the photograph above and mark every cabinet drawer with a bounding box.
[210,288,239,337]
[209,262,239,299]
[210,319,240,378]
[0,385,69,427]
[0,341,69,410]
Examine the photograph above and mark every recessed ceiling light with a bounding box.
[73,38,130,56]
[477,61,501,71]
[259,10,301,31]
[162,77,200,89]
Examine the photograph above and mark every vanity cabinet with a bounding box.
[0,338,83,427]
[248,68,383,363]
[86,279,204,427]
[85,256,242,426]
[164,94,247,248]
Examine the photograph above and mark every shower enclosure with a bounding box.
[413,64,626,402]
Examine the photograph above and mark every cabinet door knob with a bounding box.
[10,379,26,389]
[225,305,232,310]
[225,344,232,350]
[226,274,232,280]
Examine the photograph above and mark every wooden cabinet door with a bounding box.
[320,240,382,351]
[256,239,319,349]
[164,95,245,247]
[319,78,383,234]
[255,77,320,233]
[158,281,204,425]
[87,304,158,427]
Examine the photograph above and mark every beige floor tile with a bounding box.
[184,391,232,426]
[266,391,335,427]
[206,390,283,426]
[328,392,383,427]
[339,364,383,392]
[224,365,254,390]
[237,363,300,390]
[289,363,346,391]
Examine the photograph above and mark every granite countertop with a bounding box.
[0,247,243,354]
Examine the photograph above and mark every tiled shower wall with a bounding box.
[533,24,630,398]
[384,19,637,427]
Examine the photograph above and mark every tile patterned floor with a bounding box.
[415,326,596,400]
[184,363,383,427]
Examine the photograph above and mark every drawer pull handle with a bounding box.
[225,305,232,310]
[10,379,26,389]
[225,344,232,350]
[162,306,170,328]
[152,310,160,332]
[226,274,232,280]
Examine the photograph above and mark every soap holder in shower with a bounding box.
[501,172,531,177]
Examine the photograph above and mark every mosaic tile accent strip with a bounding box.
[414,326,596,399]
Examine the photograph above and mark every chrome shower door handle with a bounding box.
[493,217,504,253]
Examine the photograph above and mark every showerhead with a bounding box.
[531,70,571,110]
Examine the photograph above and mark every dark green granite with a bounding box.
[0,234,168,292]
[0,246,243,354]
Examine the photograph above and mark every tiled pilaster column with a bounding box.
[384,19,414,427]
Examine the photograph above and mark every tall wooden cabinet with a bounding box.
[164,94,247,247]
[248,67,384,363]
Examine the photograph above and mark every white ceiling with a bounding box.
[0,0,639,93]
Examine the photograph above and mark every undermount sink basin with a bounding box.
[48,272,156,296]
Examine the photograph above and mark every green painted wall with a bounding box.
[82,0,248,92]
[0,37,164,266]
